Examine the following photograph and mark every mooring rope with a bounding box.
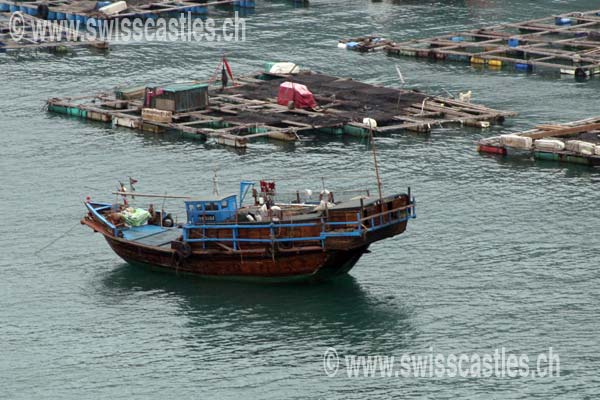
[34,221,81,256]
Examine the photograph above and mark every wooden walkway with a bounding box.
[342,9,600,78]
[46,70,515,149]
[478,116,600,166]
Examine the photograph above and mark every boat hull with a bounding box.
[82,189,414,282]
[103,234,370,282]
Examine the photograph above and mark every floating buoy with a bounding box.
[515,63,532,72]
[555,17,572,26]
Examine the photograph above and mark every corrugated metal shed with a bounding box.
[146,83,209,113]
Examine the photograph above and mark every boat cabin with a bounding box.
[185,195,238,224]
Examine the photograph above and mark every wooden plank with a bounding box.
[526,123,600,139]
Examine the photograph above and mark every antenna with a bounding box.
[369,126,384,203]
[212,169,220,197]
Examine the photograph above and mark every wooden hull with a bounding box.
[82,191,414,282]
[103,234,369,282]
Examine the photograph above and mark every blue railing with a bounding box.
[85,202,119,236]
[182,202,416,250]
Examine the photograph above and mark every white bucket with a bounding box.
[362,118,377,129]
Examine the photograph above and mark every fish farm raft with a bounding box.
[0,11,108,52]
[478,116,600,166]
[46,64,515,149]
[0,0,256,23]
[340,9,600,78]
[0,0,296,53]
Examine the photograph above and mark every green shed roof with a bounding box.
[161,83,209,92]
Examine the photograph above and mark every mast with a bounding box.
[213,169,220,197]
[369,126,384,204]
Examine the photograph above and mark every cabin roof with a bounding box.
[186,193,237,203]
[161,83,208,92]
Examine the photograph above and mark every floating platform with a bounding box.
[45,67,515,149]
[342,9,600,78]
[0,0,255,25]
[338,35,393,52]
[478,117,600,166]
[0,11,108,52]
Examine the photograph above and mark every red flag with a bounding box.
[223,57,235,84]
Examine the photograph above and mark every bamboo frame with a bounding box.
[343,9,600,77]
[46,71,515,149]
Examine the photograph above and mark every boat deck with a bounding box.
[121,225,181,247]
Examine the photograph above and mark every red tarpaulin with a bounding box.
[277,81,317,109]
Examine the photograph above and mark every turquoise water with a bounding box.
[1,0,600,398]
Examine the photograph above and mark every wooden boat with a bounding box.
[82,180,416,282]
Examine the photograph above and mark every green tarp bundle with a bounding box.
[121,208,151,227]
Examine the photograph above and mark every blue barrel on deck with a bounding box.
[345,41,359,50]
[96,1,111,9]
[0,3,9,12]
[451,36,464,42]
[555,17,572,26]
[508,38,519,47]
